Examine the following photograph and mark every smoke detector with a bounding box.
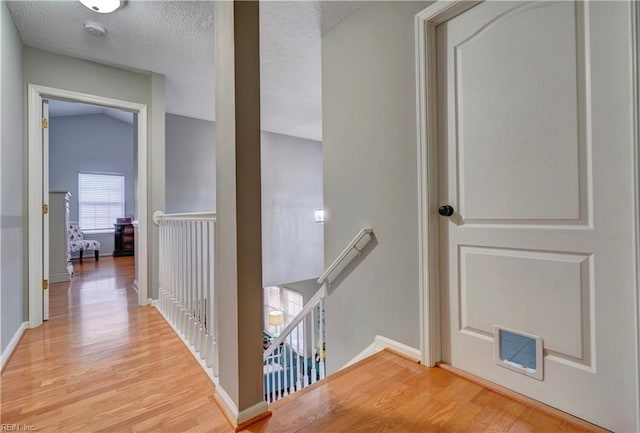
[84,22,107,37]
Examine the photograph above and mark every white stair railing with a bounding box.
[263,285,326,403]
[154,211,217,379]
[263,227,373,403]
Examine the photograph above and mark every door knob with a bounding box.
[438,205,454,217]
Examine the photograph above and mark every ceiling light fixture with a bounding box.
[79,0,126,14]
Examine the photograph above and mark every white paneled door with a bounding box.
[436,1,637,430]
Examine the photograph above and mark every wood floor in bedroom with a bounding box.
[1,256,603,432]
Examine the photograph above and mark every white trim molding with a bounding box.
[215,385,239,419]
[237,400,270,425]
[1,322,28,371]
[27,84,149,327]
[341,335,421,370]
[415,0,479,368]
[341,342,378,370]
[214,386,269,427]
[630,0,640,429]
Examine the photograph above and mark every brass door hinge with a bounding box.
[42,118,48,128]
[42,204,49,214]
[42,279,49,290]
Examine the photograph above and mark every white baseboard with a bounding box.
[215,386,269,427]
[1,322,28,371]
[215,385,239,418]
[50,272,71,284]
[238,400,269,425]
[341,341,378,370]
[341,335,421,370]
[374,335,421,361]
[152,303,217,385]
[133,279,139,293]
[150,299,158,307]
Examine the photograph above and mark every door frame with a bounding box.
[27,84,149,328]
[415,0,640,412]
[415,0,480,367]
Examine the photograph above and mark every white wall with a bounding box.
[49,113,135,256]
[1,2,25,352]
[22,47,164,302]
[165,114,216,213]
[322,1,429,372]
[261,131,323,287]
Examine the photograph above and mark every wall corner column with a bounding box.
[214,1,268,429]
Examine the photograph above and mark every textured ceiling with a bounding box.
[7,0,215,122]
[7,1,362,141]
[260,1,322,140]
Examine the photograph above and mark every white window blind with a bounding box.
[264,286,304,350]
[78,172,124,232]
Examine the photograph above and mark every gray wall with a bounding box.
[261,131,323,287]
[49,113,135,256]
[214,1,265,413]
[1,2,25,352]
[165,114,216,213]
[22,47,164,304]
[284,278,322,304]
[322,1,428,371]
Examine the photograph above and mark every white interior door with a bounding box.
[42,99,49,321]
[437,1,638,430]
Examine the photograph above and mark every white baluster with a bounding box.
[184,220,190,337]
[177,221,183,330]
[174,220,180,328]
[166,221,171,319]
[158,222,163,306]
[188,220,195,344]
[319,298,325,380]
[288,333,294,395]
[310,306,317,384]
[199,221,208,359]
[303,320,309,387]
[282,338,289,397]
[169,221,176,324]
[193,220,202,353]
[158,220,162,314]
[195,219,201,347]
[184,221,190,336]
[177,221,183,332]
[266,357,272,403]
[209,220,217,372]
[162,222,167,289]
[295,322,303,391]
[279,345,284,400]
[183,221,189,342]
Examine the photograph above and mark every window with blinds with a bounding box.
[264,286,304,351]
[78,172,125,232]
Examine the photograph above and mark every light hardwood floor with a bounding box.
[2,257,602,432]
[246,350,600,433]
[1,257,231,433]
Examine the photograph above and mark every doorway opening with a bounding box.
[27,84,149,328]
[45,98,138,319]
